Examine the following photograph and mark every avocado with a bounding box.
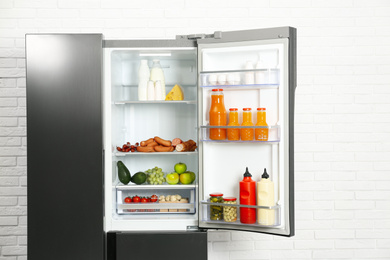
[117,161,131,185]
[131,172,147,185]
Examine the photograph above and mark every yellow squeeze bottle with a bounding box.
[257,168,275,225]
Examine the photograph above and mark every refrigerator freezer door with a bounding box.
[107,231,207,260]
[197,27,296,236]
[26,34,104,259]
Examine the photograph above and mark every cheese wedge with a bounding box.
[165,84,184,101]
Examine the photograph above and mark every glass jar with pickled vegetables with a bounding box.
[223,197,237,222]
[209,193,223,220]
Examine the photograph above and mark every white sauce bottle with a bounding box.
[257,168,275,225]
[138,60,150,101]
[149,59,166,100]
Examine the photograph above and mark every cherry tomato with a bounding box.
[132,195,140,203]
[141,197,148,203]
[150,195,158,202]
[124,197,132,203]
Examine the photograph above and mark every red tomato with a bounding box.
[132,195,140,203]
[141,197,148,203]
[124,197,132,203]
[150,195,158,202]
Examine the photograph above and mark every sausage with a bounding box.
[154,136,172,147]
[146,141,158,147]
[140,138,154,147]
[154,145,174,152]
[136,146,155,152]
[172,138,183,147]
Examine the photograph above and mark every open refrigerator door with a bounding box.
[196,27,296,236]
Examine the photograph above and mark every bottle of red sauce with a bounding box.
[239,167,256,224]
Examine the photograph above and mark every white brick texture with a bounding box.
[1,1,390,259]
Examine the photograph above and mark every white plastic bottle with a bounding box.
[257,168,275,225]
[138,60,150,101]
[244,61,254,85]
[154,80,163,101]
[150,59,166,100]
[147,80,155,100]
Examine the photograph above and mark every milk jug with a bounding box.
[257,168,275,225]
[150,59,166,100]
[138,60,150,100]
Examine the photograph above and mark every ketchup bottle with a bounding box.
[239,167,256,224]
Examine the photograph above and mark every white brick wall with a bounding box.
[1,1,390,259]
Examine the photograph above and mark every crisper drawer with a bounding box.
[116,184,196,215]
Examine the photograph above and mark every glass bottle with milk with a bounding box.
[150,59,166,100]
[257,168,275,225]
[138,60,150,101]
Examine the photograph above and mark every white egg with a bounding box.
[217,74,226,85]
[227,74,237,85]
[234,74,241,85]
[208,74,217,85]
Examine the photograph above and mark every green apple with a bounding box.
[187,171,196,182]
[166,172,179,185]
[179,172,193,184]
[174,162,187,174]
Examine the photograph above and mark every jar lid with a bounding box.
[212,88,223,92]
[210,193,223,197]
[243,108,252,111]
[257,107,266,111]
[229,108,238,111]
[223,197,237,201]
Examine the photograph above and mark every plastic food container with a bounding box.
[209,193,224,220]
[223,197,237,222]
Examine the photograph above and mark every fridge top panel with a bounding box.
[196,26,295,44]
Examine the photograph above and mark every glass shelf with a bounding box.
[200,200,281,227]
[114,150,198,157]
[200,125,280,143]
[114,100,197,105]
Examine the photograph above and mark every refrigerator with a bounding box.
[26,27,296,260]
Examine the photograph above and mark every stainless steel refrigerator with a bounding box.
[26,27,296,260]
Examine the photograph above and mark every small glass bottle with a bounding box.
[227,108,240,141]
[240,108,254,141]
[223,197,237,222]
[209,89,227,140]
[255,108,269,141]
[209,193,224,220]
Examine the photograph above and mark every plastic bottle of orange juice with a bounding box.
[240,108,254,141]
[209,89,227,140]
[227,108,240,141]
[255,108,269,141]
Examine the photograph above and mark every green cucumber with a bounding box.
[117,161,131,185]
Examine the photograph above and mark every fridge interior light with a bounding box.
[139,52,172,57]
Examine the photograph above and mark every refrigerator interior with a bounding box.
[198,39,291,234]
[104,47,199,231]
